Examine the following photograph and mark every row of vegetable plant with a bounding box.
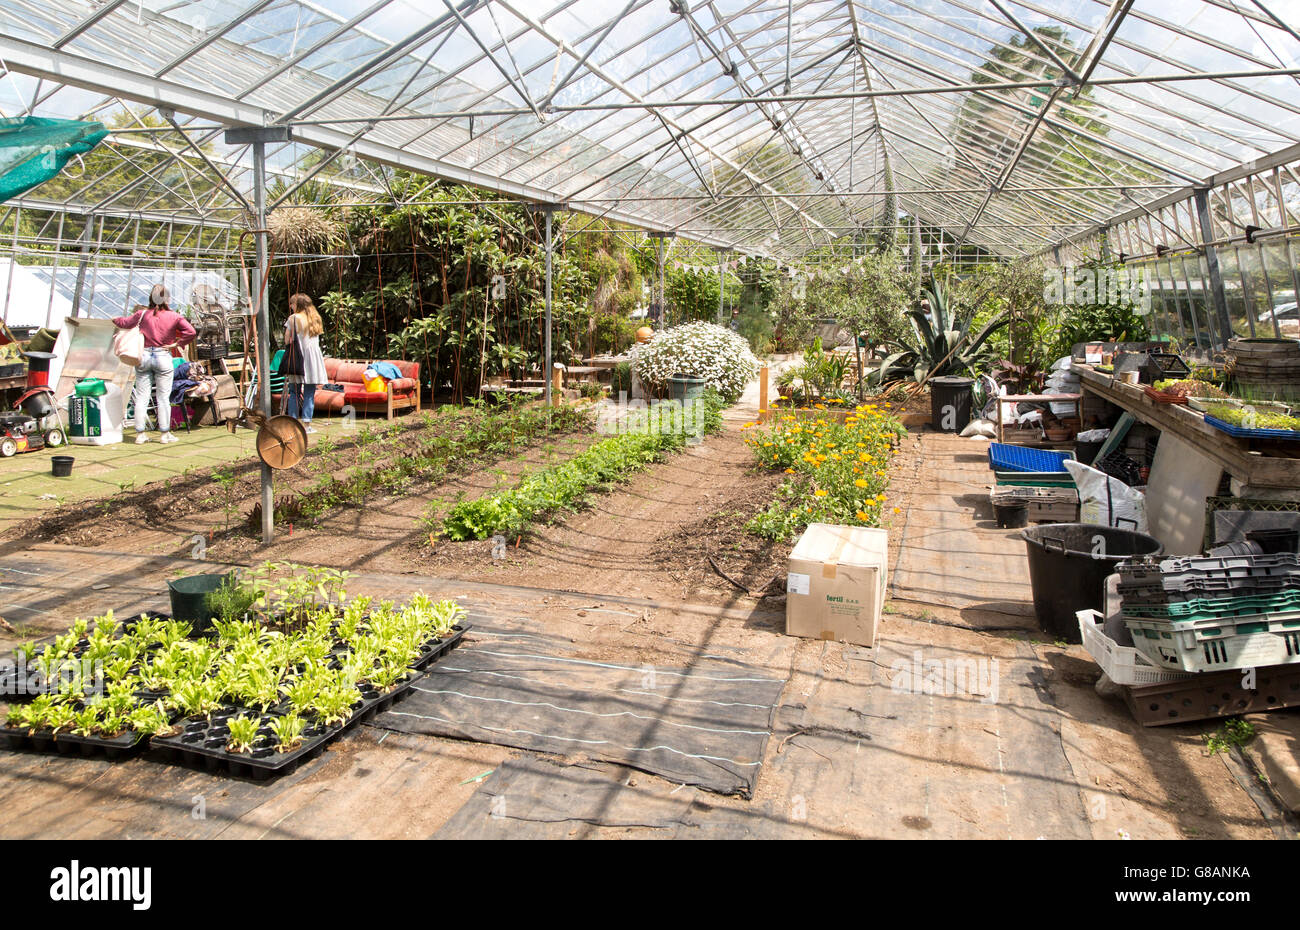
[254,400,592,529]
[742,404,907,540]
[437,390,725,541]
[5,563,464,761]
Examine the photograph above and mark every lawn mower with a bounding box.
[0,350,67,456]
[0,409,59,457]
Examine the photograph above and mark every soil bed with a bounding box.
[4,406,593,557]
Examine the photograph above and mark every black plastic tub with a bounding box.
[50,455,74,477]
[1021,523,1163,643]
[1074,438,1104,467]
[167,573,233,634]
[994,501,1029,529]
[929,376,974,433]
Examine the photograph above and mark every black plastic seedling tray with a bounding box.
[150,705,340,780]
[152,669,429,780]
[2,725,148,760]
[1,612,172,703]
[409,623,470,671]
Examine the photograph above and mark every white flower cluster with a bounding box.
[631,321,759,402]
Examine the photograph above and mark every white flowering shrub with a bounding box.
[631,321,759,403]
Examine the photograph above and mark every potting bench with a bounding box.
[1077,365,1300,497]
[995,392,1082,443]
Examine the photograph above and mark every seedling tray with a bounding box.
[1204,414,1300,441]
[1,611,172,702]
[989,486,1079,523]
[1,725,146,760]
[993,470,1077,488]
[154,671,428,780]
[1142,386,1188,405]
[408,623,470,671]
[987,442,1073,473]
[150,705,339,780]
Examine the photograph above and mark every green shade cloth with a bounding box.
[0,116,108,204]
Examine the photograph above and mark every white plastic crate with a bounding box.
[1076,610,1195,686]
[1125,610,1300,673]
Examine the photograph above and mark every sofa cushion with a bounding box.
[342,387,389,404]
[333,361,370,384]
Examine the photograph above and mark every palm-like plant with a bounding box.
[871,279,1008,385]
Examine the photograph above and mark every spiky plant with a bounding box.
[268,206,343,255]
[871,279,1008,385]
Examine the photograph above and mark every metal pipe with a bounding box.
[252,139,274,544]
[1194,187,1235,348]
[544,208,553,406]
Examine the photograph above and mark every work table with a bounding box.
[1076,365,1300,494]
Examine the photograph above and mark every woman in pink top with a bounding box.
[113,284,197,444]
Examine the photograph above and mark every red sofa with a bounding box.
[276,358,421,420]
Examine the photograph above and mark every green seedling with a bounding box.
[71,705,101,737]
[269,714,305,751]
[311,685,356,726]
[1204,717,1256,755]
[225,714,260,754]
[128,702,175,737]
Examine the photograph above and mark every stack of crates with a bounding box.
[1117,554,1300,672]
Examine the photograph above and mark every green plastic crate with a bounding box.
[1126,610,1300,673]
[993,470,1077,488]
[1122,588,1300,621]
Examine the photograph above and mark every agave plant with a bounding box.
[871,279,1008,385]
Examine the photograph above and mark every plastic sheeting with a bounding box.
[373,629,787,797]
[0,117,107,204]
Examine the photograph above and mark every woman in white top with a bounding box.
[284,293,328,433]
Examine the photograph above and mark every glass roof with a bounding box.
[0,0,1297,262]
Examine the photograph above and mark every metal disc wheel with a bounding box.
[256,415,308,469]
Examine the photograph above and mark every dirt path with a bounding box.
[409,428,786,604]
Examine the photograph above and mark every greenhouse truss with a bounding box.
[0,0,1296,340]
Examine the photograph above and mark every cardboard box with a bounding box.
[785,523,888,647]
